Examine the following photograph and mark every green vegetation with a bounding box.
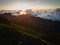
[0,13,60,45]
[0,23,55,45]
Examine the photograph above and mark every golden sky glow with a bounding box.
[0,0,60,10]
[20,11,26,15]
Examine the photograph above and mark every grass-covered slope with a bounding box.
[0,23,55,45]
[0,13,60,45]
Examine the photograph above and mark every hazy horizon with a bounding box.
[0,0,60,10]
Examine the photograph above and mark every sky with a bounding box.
[0,0,60,10]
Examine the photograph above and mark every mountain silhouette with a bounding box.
[0,13,60,45]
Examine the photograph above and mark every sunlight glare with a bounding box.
[20,11,26,15]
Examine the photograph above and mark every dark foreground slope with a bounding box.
[0,14,50,45]
[0,13,60,45]
[16,14,60,33]
[0,23,46,45]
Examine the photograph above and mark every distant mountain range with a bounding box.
[1,8,60,21]
[25,8,60,21]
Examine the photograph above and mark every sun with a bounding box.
[20,11,26,15]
